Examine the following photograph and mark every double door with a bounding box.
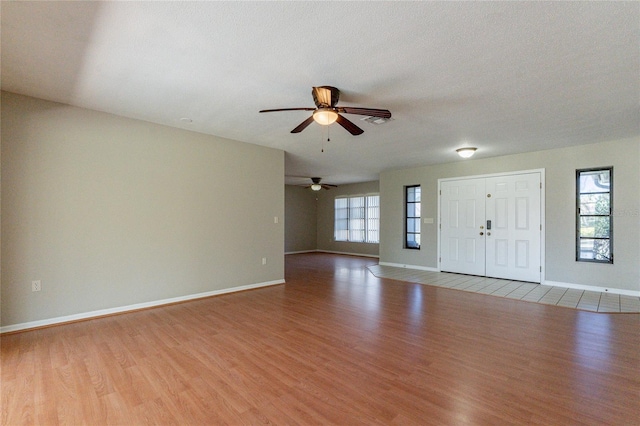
[440,172,541,283]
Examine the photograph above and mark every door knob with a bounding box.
[487,232,491,236]
[480,225,484,230]
[480,232,484,236]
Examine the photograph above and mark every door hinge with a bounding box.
[540,266,542,272]
[439,257,441,263]
[540,224,542,231]
[540,182,542,189]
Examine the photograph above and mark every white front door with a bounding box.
[440,178,486,276]
[485,173,541,282]
[440,172,542,283]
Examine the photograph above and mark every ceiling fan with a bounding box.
[259,86,391,135]
[305,177,337,191]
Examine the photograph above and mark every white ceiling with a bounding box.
[2,1,638,185]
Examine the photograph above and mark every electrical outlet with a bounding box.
[32,280,41,292]
[262,257,267,265]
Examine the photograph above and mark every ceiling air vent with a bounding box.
[361,116,394,125]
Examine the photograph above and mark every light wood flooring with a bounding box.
[368,264,640,313]
[2,253,639,425]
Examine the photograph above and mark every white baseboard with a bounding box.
[378,262,439,272]
[316,250,379,259]
[543,280,640,297]
[285,249,379,259]
[0,279,285,334]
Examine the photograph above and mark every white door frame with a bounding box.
[437,168,546,283]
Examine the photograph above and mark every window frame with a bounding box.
[334,193,380,244]
[576,167,613,264]
[405,185,421,250]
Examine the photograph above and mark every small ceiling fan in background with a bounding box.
[305,177,337,191]
[260,86,391,135]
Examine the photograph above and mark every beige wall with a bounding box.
[284,185,317,253]
[380,138,640,292]
[1,92,284,328]
[284,181,380,256]
[316,180,379,257]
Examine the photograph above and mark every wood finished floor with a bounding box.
[2,253,639,425]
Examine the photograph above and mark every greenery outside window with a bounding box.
[405,185,421,249]
[576,167,613,263]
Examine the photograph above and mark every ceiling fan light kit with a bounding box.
[456,147,477,158]
[259,86,391,136]
[313,108,338,125]
[311,184,323,191]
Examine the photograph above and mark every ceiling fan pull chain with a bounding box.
[321,126,330,152]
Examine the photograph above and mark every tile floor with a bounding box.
[367,265,640,313]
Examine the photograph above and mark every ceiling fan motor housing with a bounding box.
[313,86,340,108]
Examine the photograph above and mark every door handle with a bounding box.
[487,220,492,230]
[487,232,491,236]
[479,232,484,236]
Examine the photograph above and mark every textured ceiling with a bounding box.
[2,1,638,185]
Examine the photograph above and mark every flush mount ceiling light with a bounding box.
[456,147,477,158]
[312,108,339,125]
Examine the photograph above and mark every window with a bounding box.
[405,185,421,249]
[576,167,613,263]
[334,195,380,243]
[366,194,380,243]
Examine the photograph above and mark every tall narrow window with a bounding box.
[334,194,380,243]
[577,167,613,263]
[405,185,421,249]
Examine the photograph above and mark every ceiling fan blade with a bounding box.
[335,114,364,135]
[321,184,337,190]
[291,115,315,133]
[339,107,392,118]
[259,107,315,113]
[312,86,340,108]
